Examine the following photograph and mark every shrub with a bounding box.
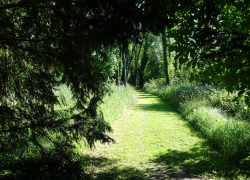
[209,88,250,121]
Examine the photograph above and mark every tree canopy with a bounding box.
[168,0,250,102]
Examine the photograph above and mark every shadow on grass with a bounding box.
[136,103,174,112]
[137,95,156,99]
[81,155,146,179]
[150,144,250,179]
[136,92,176,113]
[136,91,157,99]
[0,154,146,180]
[2,146,249,179]
[86,146,250,179]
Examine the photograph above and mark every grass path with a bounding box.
[85,90,239,179]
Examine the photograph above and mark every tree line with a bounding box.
[111,0,249,103]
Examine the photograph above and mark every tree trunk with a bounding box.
[138,35,149,88]
[162,29,170,84]
[130,44,142,86]
[121,44,128,86]
[115,50,122,85]
[174,52,179,73]
[127,44,134,79]
[115,68,120,85]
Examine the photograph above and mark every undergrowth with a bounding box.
[144,79,250,163]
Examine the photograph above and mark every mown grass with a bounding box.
[84,90,250,179]
[144,79,250,165]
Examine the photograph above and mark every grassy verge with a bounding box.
[55,84,136,124]
[144,79,250,164]
[100,85,137,124]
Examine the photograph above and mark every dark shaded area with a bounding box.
[5,146,248,179]
[79,156,146,180]
[136,94,156,99]
[0,152,146,180]
[151,144,250,179]
[136,93,175,113]
[136,103,173,112]
[91,166,146,180]
[0,145,96,180]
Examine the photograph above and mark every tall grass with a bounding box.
[144,79,250,162]
[54,84,137,123]
[100,85,137,123]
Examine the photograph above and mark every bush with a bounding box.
[209,88,250,121]
[144,79,250,161]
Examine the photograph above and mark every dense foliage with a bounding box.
[168,0,250,103]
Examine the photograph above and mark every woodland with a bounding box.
[0,0,249,179]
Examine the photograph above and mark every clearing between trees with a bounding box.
[84,90,246,179]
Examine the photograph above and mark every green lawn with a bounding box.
[83,90,248,179]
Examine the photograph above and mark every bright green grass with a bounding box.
[83,90,248,179]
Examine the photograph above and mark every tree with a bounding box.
[144,35,163,81]
[130,43,142,86]
[161,28,170,84]
[138,35,150,88]
[168,0,250,104]
[121,44,129,86]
